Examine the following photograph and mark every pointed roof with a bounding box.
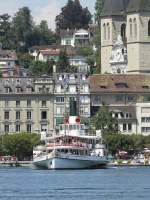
[101,0,129,17]
[127,0,150,13]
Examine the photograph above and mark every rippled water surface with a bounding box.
[0,167,150,200]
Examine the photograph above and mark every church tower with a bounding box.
[101,0,129,74]
[127,0,150,73]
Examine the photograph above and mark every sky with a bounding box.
[0,0,96,30]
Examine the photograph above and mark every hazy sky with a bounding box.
[0,0,96,30]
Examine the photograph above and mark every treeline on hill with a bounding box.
[0,0,92,52]
[0,0,92,75]
[0,0,106,74]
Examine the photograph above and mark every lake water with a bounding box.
[0,167,150,200]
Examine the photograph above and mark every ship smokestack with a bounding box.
[69,98,77,116]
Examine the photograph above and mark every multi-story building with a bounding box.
[0,75,54,134]
[0,73,90,135]
[53,73,90,127]
[90,74,150,135]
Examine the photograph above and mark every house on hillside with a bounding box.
[0,50,17,74]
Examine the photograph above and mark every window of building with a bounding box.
[27,124,32,133]
[16,87,22,93]
[128,95,134,102]
[69,85,76,93]
[56,107,64,115]
[115,113,118,118]
[42,101,46,107]
[129,19,132,37]
[115,82,128,88]
[16,111,20,120]
[27,100,31,107]
[26,87,32,93]
[142,117,150,123]
[41,111,47,120]
[103,23,106,40]
[16,124,20,132]
[16,100,20,107]
[142,127,150,133]
[56,85,62,93]
[82,84,89,93]
[4,111,9,120]
[123,123,127,131]
[5,87,11,93]
[4,124,9,133]
[121,23,126,42]
[56,97,65,103]
[133,18,137,38]
[107,23,110,40]
[27,111,32,120]
[128,123,132,131]
[5,101,9,107]
[148,20,150,36]
[116,95,123,102]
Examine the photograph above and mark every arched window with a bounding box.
[129,19,132,37]
[133,18,137,38]
[103,23,106,40]
[148,20,150,36]
[121,23,126,43]
[107,23,110,40]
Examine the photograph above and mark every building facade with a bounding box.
[90,74,150,135]
[53,73,90,127]
[0,76,54,134]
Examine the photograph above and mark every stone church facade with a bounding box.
[101,0,150,74]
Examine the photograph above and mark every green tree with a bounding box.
[55,0,91,33]
[29,60,54,76]
[92,105,117,134]
[0,133,40,160]
[95,0,104,26]
[0,14,13,49]
[12,7,34,52]
[38,20,57,45]
[57,49,70,72]
[17,53,34,69]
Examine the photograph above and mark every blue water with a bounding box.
[0,167,150,200]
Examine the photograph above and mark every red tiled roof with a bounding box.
[90,74,150,93]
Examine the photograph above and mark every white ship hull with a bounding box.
[33,154,108,169]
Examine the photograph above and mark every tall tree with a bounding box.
[0,14,13,49]
[55,0,91,33]
[12,7,34,52]
[38,20,57,45]
[94,0,105,73]
[57,49,70,73]
[92,105,117,134]
[95,0,104,26]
